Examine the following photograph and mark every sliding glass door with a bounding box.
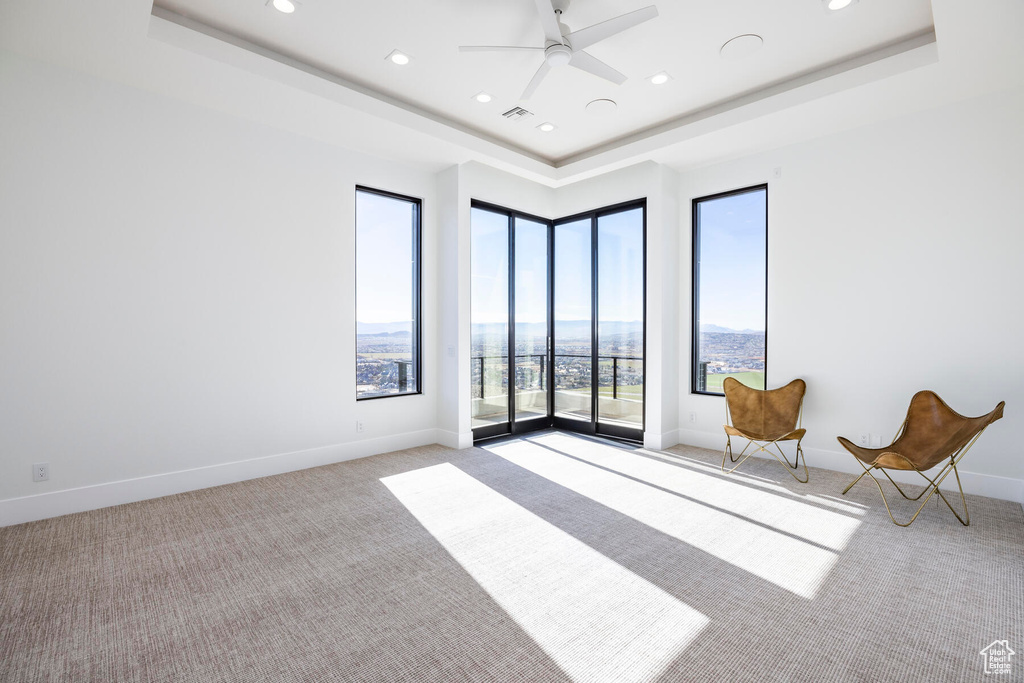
[472,200,644,442]
[471,204,552,438]
[554,202,645,441]
[514,217,550,427]
[553,219,592,424]
[470,207,509,429]
[597,207,645,431]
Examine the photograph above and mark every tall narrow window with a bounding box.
[692,185,767,395]
[470,206,510,427]
[356,187,421,399]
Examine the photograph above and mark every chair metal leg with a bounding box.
[725,435,743,463]
[721,437,809,483]
[770,441,809,483]
[846,458,970,527]
[841,468,870,495]
[722,439,757,474]
[921,460,970,526]
[877,468,930,501]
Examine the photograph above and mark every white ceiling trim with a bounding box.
[553,31,938,181]
[149,7,559,184]
[149,6,938,187]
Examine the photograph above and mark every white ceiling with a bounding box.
[3,1,1023,187]
[152,0,935,164]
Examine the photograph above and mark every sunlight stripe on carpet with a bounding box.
[529,432,862,550]
[487,438,840,599]
[382,463,708,683]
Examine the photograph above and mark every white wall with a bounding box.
[435,162,680,450]
[0,52,442,524]
[556,163,681,449]
[677,84,1024,503]
[435,162,554,448]
[5,49,1023,527]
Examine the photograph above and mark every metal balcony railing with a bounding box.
[472,354,643,400]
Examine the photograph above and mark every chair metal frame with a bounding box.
[722,385,809,484]
[841,419,994,527]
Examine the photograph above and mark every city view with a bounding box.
[696,325,766,392]
[356,323,415,397]
[692,185,767,394]
[470,321,644,401]
[356,321,764,398]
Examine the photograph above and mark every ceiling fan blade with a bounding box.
[532,0,564,44]
[569,50,627,85]
[521,61,552,100]
[564,5,658,52]
[459,45,545,52]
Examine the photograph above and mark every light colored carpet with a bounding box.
[1,431,1021,682]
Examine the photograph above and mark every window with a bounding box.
[692,185,767,395]
[355,187,421,399]
[469,198,645,443]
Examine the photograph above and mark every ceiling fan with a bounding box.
[459,0,659,100]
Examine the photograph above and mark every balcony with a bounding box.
[472,354,643,428]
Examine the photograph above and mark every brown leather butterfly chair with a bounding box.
[722,377,808,483]
[838,391,1004,527]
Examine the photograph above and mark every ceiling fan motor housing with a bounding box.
[545,43,573,66]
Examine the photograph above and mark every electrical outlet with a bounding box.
[33,462,49,482]
[859,434,869,447]
[689,412,697,423]
[356,421,366,433]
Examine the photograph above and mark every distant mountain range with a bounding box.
[359,320,758,338]
[357,322,412,335]
[700,324,764,335]
[473,320,642,340]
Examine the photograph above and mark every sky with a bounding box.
[358,191,761,333]
[471,206,644,326]
[695,188,767,331]
[356,190,416,325]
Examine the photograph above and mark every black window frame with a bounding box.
[469,198,647,445]
[469,200,555,441]
[355,185,423,401]
[691,184,768,397]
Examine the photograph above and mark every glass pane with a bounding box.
[356,189,419,399]
[471,208,510,427]
[597,208,644,427]
[693,187,767,394]
[554,219,592,421]
[514,218,549,422]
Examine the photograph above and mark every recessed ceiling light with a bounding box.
[648,72,671,86]
[824,0,857,10]
[586,99,617,114]
[386,50,411,66]
[270,0,296,13]
[720,34,764,60]
[537,122,557,132]
[472,92,493,103]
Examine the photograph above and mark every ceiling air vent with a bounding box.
[501,106,534,122]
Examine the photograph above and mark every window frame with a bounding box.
[469,199,555,440]
[468,198,647,444]
[355,185,423,401]
[691,183,768,397]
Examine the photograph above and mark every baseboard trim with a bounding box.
[436,429,474,450]
[644,430,680,451]
[0,429,441,527]
[674,428,1024,507]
